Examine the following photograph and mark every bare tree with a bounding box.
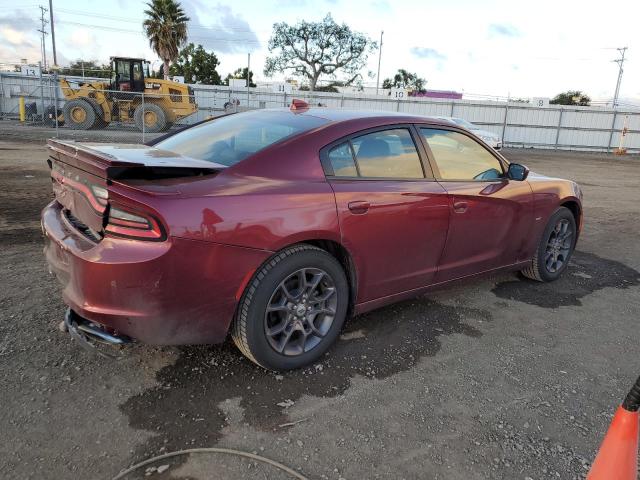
[264,14,376,91]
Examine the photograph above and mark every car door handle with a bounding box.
[348,201,370,214]
[453,201,468,213]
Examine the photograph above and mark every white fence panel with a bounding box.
[506,126,558,146]
[1,71,639,152]
[613,113,640,131]
[508,107,560,127]
[454,104,504,124]
[558,129,611,149]
[561,110,613,130]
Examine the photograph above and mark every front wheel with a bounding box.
[133,103,168,133]
[231,245,349,371]
[522,206,577,282]
[63,99,96,130]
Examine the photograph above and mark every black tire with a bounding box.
[133,103,168,133]
[522,206,576,282]
[231,244,349,371]
[63,99,96,130]
[83,97,108,129]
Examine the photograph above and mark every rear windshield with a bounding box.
[155,110,329,167]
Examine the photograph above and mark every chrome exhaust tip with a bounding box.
[64,308,132,358]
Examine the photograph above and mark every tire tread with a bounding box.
[521,206,575,282]
[231,244,324,369]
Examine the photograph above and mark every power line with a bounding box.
[56,19,261,44]
[612,47,627,109]
[55,7,258,34]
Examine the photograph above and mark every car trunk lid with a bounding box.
[47,139,225,239]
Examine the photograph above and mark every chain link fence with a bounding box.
[1,71,639,153]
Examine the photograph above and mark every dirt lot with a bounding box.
[1,134,639,480]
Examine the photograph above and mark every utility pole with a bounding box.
[375,30,384,96]
[612,47,627,109]
[37,5,49,71]
[48,0,57,67]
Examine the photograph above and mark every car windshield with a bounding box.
[155,110,329,166]
[451,118,477,129]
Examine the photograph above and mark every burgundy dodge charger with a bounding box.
[42,102,582,370]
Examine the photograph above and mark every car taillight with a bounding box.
[105,204,165,241]
[91,185,109,206]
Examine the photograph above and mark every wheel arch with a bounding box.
[301,239,358,317]
[560,198,582,235]
[233,238,359,325]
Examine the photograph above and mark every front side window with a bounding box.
[350,129,423,179]
[420,128,504,181]
[155,110,329,167]
[116,60,131,81]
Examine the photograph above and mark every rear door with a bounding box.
[322,125,450,303]
[417,127,533,283]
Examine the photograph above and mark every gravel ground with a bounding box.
[0,134,639,480]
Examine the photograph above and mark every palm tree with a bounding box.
[143,0,189,80]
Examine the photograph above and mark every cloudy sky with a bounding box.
[1,0,639,101]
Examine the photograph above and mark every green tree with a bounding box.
[264,14,376,91]
[170,43,221,84]
[550,90,591,106]
[382,69,426,92]
[59,60,111,78]
[143,0,190,80]
[225,67,256,87]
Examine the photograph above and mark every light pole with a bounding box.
[49,0,57,67]
[375,30,383,96]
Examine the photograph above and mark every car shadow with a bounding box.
[492,251,640,308]
[119,298,490,473]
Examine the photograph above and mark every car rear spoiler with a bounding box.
[47,139,223,180]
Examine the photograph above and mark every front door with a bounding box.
[322,126,450,303]
[418,127,533,283]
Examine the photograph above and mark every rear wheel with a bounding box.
[231,245,349,371]
[134,103,168,133]
[522,206,576,282]
[63,99,96,130]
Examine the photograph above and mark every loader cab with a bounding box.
[110,57,149,93]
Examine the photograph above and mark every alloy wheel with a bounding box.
[264,268,337,356]
[545,218,573,273]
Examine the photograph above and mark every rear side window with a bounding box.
[326,128,424,179]
[155,110,329,167]
[328,143,358,176]
[352,129,423,178]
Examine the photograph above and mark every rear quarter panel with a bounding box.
[153,174,342,250]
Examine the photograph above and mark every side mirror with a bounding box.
[507,163,529,181]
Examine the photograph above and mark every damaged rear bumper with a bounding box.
[64,308,132,358]
[42,200,272,346]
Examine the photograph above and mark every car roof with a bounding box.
[262,107,451,126]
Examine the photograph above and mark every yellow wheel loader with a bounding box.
[59,57,197,132]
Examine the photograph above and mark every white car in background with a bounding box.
[437,117,503,150]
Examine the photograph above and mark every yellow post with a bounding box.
[19,97,26,122]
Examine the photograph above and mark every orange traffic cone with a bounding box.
[587,376,640,480]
